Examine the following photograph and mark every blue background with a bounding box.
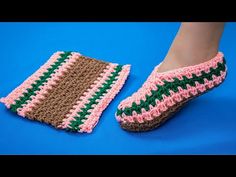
[0,22,235,155]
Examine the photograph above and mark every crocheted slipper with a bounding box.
[0,51,130,133]
[115,52,227,132]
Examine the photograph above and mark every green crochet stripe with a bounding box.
[117,59,226,117]
[10,52,72,112]
[68,65,123,131]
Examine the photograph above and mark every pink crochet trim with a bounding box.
[0,52,63,108]
[116,71,227,123]
[1,51,131,133]
[17,52,81,117]
[58,63,118,129]
[79,65,130,133]
[118,52,224,109]
[116,51,226,124]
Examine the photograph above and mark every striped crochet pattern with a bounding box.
[116,52,227,132]
[0,51,130,133]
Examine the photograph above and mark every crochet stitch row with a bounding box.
[116,52,227,124]
[0,51,130,133]
[10,52,72,112]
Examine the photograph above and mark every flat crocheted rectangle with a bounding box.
[0,51,130,133]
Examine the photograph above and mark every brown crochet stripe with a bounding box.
[25,56,108,127]
[120,98,189,132]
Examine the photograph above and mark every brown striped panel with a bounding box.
[25,56,108,127]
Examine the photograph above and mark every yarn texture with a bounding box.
[116,52,227,132]
[0,51,130,133]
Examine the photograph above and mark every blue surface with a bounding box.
[0,22,236,155]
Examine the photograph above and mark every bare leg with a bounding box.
[158,22,225,72]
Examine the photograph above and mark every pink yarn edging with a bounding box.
[0,51,63,108]
[118,52,224,109]
[58,63,118,129]
[16,52,81,117]
[116,70,227,123]
[79,65,131,133]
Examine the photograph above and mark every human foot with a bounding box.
[115,52,227,132]
[157,48,220,73]
[158,22,225,73]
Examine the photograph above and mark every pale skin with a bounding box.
[158,22,225,72]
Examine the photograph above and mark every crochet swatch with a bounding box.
[116,52,227,131]
[0,51,130,133]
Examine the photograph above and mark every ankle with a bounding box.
[158,45,219,73]
[169,45,219,65]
